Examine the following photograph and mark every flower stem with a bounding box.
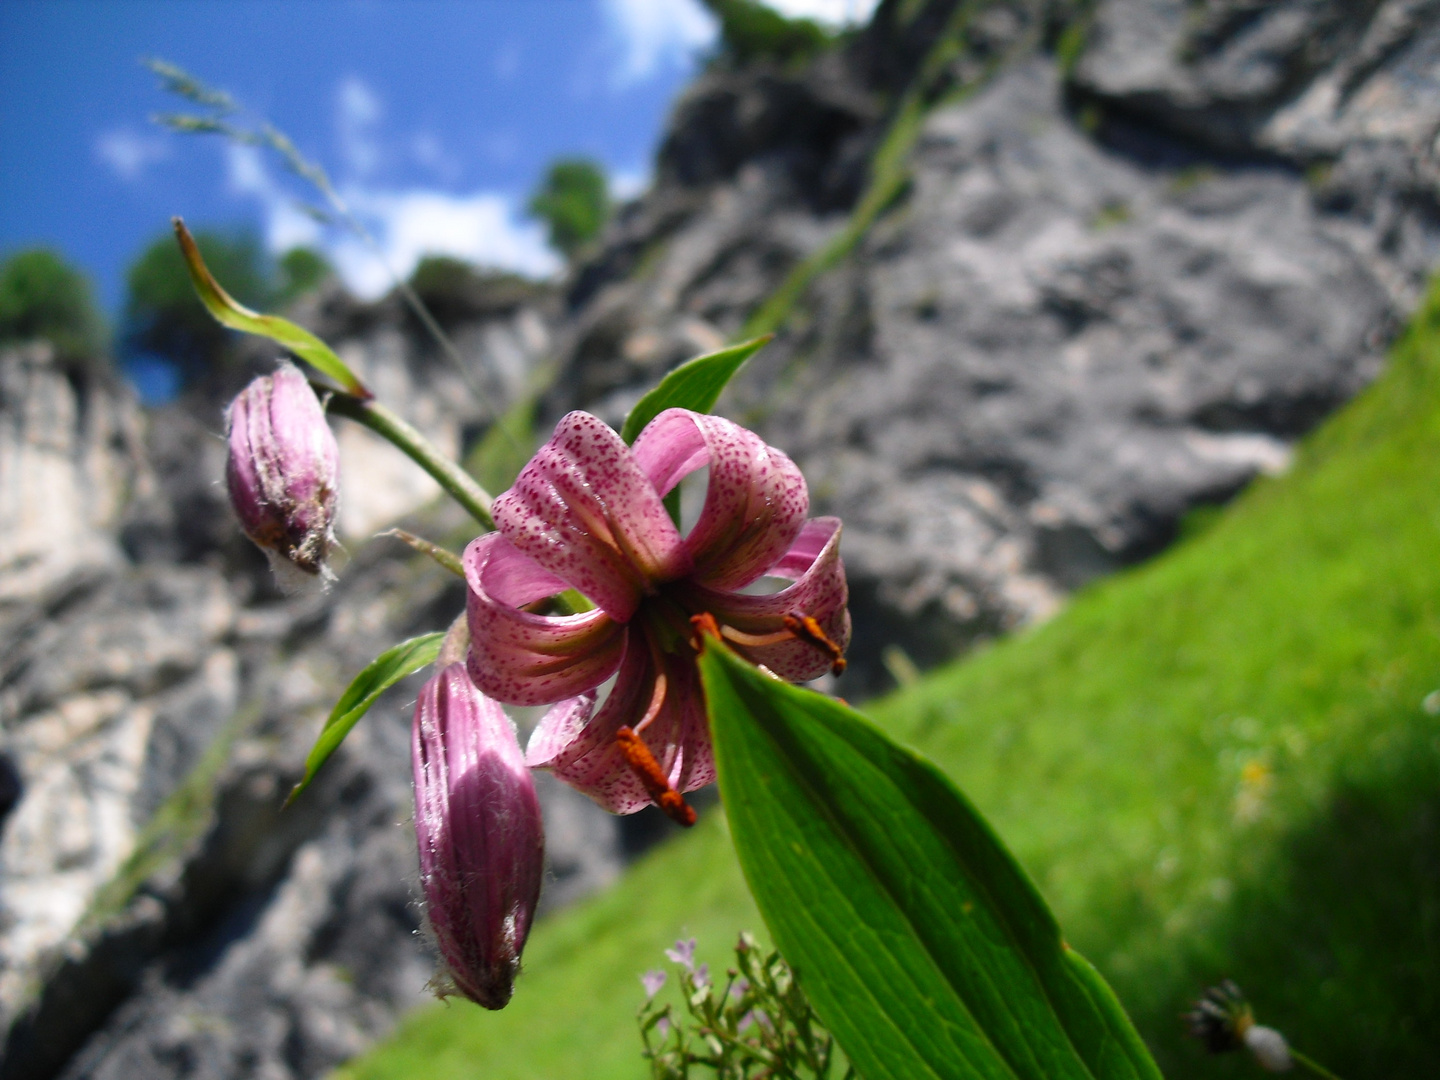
[1291,1049,1346,1080]
[325,391,495,531]
[382,529,465,577]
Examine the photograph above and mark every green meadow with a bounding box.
[340,281,1440,1079]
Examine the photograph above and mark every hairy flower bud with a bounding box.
[412,662,544,1009]
[225,363,339,583]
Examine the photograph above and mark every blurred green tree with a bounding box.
[122,231,331,389]
[408,255,543,326]
[0,249,107,366]
[528,158,610,261]
[276,246,333,305]
[123,229,270,385]
[700,0,832,67]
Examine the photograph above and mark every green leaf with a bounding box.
[286,632,444,806]
[173,217,370,398]
[699,641,1163,1080]
[619,334,772,444]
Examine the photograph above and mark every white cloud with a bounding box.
[602,0,716,85]
[267,201,326,254]
[767,0,880,25]
[611,165,650,201]
[225,142,268,196]
[337,76,383,177]
[225,144,324,251]
[224,143,557,298]
[334,189,559,299]
[95,127,169,181]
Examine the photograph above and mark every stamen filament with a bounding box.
[718,625,794,648]
[692,610,848,677]
[633,670,669,735]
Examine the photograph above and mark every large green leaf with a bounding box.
[699,641,1162,1080]
[619,334,771,444]
[285,632,444,806]
[173,217,371,398]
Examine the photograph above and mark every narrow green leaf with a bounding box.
[286,632,444,806]
[699,642,1163,1080]
[619,334,772,444]
[173,217,370,398]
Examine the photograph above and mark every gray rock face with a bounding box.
[0,344,142,603]
[749,58,1393,670]
[0,290,628,1079]
[6,1,1440,1076]
[549,0,1436,686]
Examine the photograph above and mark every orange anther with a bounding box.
[690,612,722,649]
[615,725,697,827]
[782,613,847,677]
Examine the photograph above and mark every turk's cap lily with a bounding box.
[225,362,340,585]
[412,662,544,1009]
[463,407,849,819]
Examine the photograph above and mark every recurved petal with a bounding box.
[631,409,807,591]
[525,636,714,814]
[465,532,625,706]
[494,412,690,620]
[684,517,850,683]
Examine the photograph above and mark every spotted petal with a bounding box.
[465,532,625,706]
[494,412,690,621]
[526,635,714,814]
[632,409,808,591]
[678,517,849,683]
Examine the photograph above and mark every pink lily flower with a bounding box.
[463,408,849,824]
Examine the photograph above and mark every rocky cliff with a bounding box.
[4,0,1440,1076]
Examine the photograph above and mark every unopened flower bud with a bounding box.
[1186,981,1295,1072]
[225,363,339,584]
[412,662,544,1009]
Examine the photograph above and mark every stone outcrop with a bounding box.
[547,0,1439,684]
[0,344,143,603]
[0,287,627,1080]
[4,0,1440,1076]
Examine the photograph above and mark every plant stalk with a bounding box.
[325,391,495,530]
[1292,1048,1346,1080]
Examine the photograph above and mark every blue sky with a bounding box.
[0,0,876,316]
[0,0,713,311]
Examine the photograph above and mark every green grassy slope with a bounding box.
[341,283,1440,1079]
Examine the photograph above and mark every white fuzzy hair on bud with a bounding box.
[1244,1025,1294,1072]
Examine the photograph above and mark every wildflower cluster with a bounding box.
[637,934,853,1080]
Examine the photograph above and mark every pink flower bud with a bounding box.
[225,363,340,582]
[412,662,544,1009]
